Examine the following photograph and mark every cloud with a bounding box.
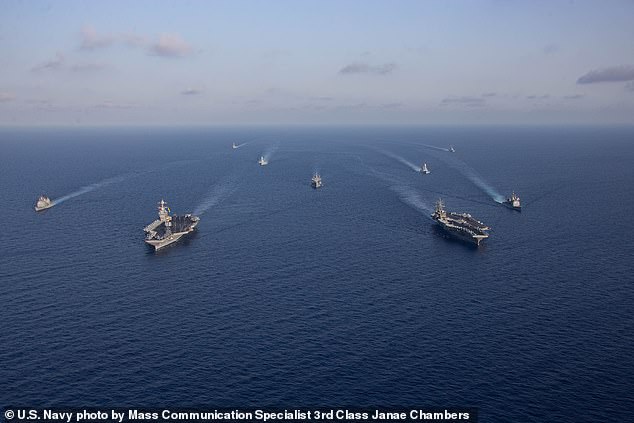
[31,52,65,72]
[78,27,192,58]
[339,62,397,75]
[181,88,202,95]
[309,96,334,102]
[93,101,136,109]
[71,62,108,72]
[577,65,634,84]
[0,92,15,102]
[542,43,560,55]
[80,25,114,50]
[440,96,485,107]
[625,82,634,92]
[335,102,368,110]
[381,102,403,109]
[149,34,192,57]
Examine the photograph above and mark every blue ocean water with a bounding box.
[1,126,633,422]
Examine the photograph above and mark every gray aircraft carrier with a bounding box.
[144,200,200,250]
[432,199,490,246]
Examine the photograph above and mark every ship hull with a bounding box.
[503,202,521,212]
[145,222,198,250]
[145,232,186,250]
[438,223,487,247]
[34,203,54,212]
[435,222,487,246]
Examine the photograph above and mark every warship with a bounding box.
[232,142,238,149]
[311,173,322,189]
[420,163,430,174]
[431,199,490,246]
[258,156,268,166]
[34,195,54,212]
[504,192,521,211]
[449,145,456,153]
[143,199,200,250]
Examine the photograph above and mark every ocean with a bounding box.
[1,125,633,422]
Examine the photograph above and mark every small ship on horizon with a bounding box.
[232,142,238,149]
[311,173,322,189]
[144,200,200,250]
[420,163,430,174]
[449,145,456,153]
[258,156,268,166]
[504,192,521,211]
[34,195,54,212]
[432,199,490,246]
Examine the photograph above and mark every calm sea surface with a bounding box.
[1,126,633,422]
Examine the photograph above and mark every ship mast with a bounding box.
[158,199,172,225]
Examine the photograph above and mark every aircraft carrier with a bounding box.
[432,199,490,246]
[144,199,200,250]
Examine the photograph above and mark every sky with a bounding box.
[1,0,634,125]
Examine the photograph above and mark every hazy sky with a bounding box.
[1,0,634,125]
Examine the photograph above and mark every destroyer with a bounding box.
[504,192,521,211]
[258,156,268,166]
[432,199,490,246]
[143,199,200,250]
[420,163,430,174]
[311,173,322,189]
[34,195,54,211]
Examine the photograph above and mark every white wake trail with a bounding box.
[53,175,128,204]
[379,149,421,172]
[420,143,450,152]
[390,185,434,217]
[262,143,280,162]
[451,161,505,203]
[193,180,237,216]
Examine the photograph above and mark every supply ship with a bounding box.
[34,195,54,211]
[504,192,521,211]
[311,173,322,189]
[144,200,200,250]
[431,199,490,246]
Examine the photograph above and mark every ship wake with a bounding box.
[391,185,434,218]
[420,143,450,152]
[262,142,280,162]
[441,157,505,203]
[193,179,237,216]
[53,174,128,205]
[379,149,421,172]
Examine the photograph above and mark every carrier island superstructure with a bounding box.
[144,200,200,250]
[432,199,490,246]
